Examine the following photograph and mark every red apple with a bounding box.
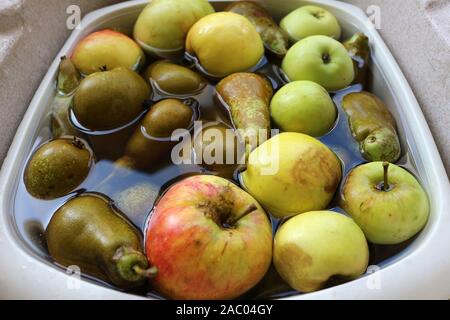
[145,175,273,300]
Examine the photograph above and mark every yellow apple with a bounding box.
[274,210,369,292]
[186,12,264,77]
[241,132,342,218]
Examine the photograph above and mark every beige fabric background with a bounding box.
[0,0,449,174]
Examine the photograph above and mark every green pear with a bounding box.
[342,91,401,162]
[73,67,150,131]
[270,80,336,136]
[46,193,157,289]
[340,162,429,244]
[274,210,369,292]
[282,35,354,91]
[280,5,341,42]
[225,1,289,56]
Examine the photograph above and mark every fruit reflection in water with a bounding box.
[46,193,156,289]
[24,137,92,200]
[343,32,370,87]
[242,132,342,218]
[73,67,151,131]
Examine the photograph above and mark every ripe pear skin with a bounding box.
[24,138,92,199]
[340,162,429,244]
[144,61,206,95]
[273,211,369,293]
[225,1,289,56]
[242,132,342,218]
[343,32,370,87]
[342,91,401,162]
[216,73,273,156]
[46,194,154,289]
[116,99,193,170]
[73,67,150,131]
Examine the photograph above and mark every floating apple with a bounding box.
[273,210,369,292]
[270,80,336,136]
[282,35,354,91]
[242,132,342,218]
[341,162,429,244]
[280,5,341,42]
[186,12,264,77]
[146,175,273,300]
[133,0,214,56]
[72,29,145,75]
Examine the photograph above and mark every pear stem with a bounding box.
[226,203,257,226]
[132,265,158,279]
[383,161,389,191]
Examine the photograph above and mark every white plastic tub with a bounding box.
[0,0,449,299]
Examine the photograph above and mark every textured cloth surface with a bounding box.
[0,0,449,175]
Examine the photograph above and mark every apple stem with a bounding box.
[226,203,257,226]
[132,265,158,279]
[383,161,389,191]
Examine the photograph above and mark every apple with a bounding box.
[71,29,145,75]
[280,5,342,42]
[270,80,336,136]
[340,162,429,244]
[282,35,355,91]
[273,210,369,292]
[241,132,342,218]
[145,175,273,300]
[133,0,214,56]
[186,12,264,77]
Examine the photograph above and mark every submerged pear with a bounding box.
[225,1,289,56]
[342,91,401,162]
[45,193,156,289]
[145,61,206,95]
[57,56,81,95]
[73,67,151,131]
[343,32,370,87]
[24,137,92,199]
[216,73,273,156]
[116,99,194,170]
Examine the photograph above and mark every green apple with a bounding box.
[282,35,355,91]
[274,210,369,293]
[270,80,336,136]
[242,132,342,218]
[281,5,341,42]
[341,162,429,244]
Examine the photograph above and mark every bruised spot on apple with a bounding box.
[242,132,342,218]
[273,211,369,293]
[145,175,272,300]
[341,162,429,244]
